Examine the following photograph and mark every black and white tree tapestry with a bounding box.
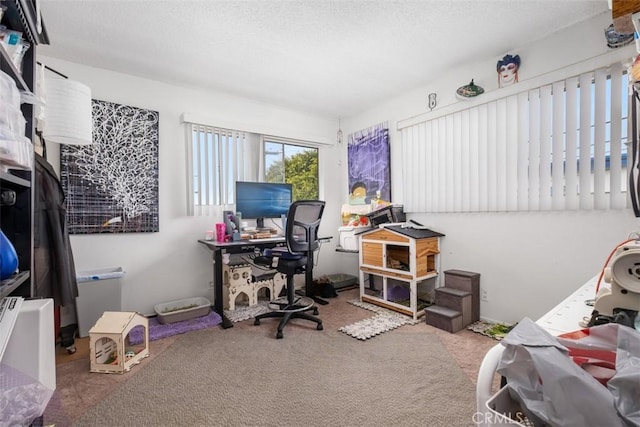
[60,99,159,234]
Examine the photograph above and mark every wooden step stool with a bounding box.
[89,311,149,374]
[434,287,473,327]
[424,305,463,333]
[444,269,480,322]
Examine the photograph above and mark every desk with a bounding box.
[198,238,286,329]
[198,236,331,329]
[475,275,597,425]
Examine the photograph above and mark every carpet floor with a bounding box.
[44,288,499,426]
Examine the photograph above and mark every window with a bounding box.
[399,61,629,213]
[186,124,256,216]
[264,138,319,200]
[185,123,319,216]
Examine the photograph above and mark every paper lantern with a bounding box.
[42,76,92,145]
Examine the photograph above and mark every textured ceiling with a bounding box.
[39,0,610,118]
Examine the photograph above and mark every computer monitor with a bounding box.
[235,181,292,229]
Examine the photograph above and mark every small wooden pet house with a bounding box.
[89,311,149,374]
[359,225,445,319]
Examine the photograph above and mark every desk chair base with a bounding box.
[254,295,323,339]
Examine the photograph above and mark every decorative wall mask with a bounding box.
[496,54,520,88]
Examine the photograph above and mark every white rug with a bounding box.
[339,299,421,340]
[224,301,270,323]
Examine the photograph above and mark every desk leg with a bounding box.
[304,252,328,306]
[213,248,234,329]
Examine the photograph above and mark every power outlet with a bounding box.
[481,288,489,302]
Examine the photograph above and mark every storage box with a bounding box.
[3,299,55,391]
[364,204,405,226]
[76,267,125,337]
[338,226,370,251]
[485,386,531,426]
[154,297,211,324]
[326,273,358,290]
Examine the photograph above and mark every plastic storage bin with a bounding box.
[75,267,125,337]
[154,297,211,324]
[484,386,531,426]
[2,299,55,425]
[338,226,370,251]
[326,273,358,290]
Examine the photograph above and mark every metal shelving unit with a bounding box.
[0,0,49,299]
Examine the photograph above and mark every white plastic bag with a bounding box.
[496,317,627,427]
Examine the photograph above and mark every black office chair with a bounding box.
[253,200,325,339]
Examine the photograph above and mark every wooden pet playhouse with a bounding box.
[89,311,149,374]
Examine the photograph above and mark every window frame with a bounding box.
[262,136,320,201]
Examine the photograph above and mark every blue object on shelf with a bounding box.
[0,229,19,280]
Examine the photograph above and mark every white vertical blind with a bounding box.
[610,63,624,209]
[528,88,541,211]
[565,77,579,210]
[539,85,552,211]
[478,104,488,211]
[551,81,565,210]
[594,69,607,209]
[516,92,529,210]
[186,124,247,216]
[399,62,629,213]
[506,95,518,211]
[578,73,593,211]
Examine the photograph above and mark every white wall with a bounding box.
[39,56,348,316]
[341,11,640,323]
[42,10,640,324]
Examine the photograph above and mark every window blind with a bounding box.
[186,124,247,216]
[400,62,628,213]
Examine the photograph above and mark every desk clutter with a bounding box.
[241,230,278,240]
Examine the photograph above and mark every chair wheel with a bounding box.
[254,319,260,325]
[276,331,283,339]
[317,323,323,331]
[312,308,318,315]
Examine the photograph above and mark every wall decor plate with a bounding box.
[456,79,484,100]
